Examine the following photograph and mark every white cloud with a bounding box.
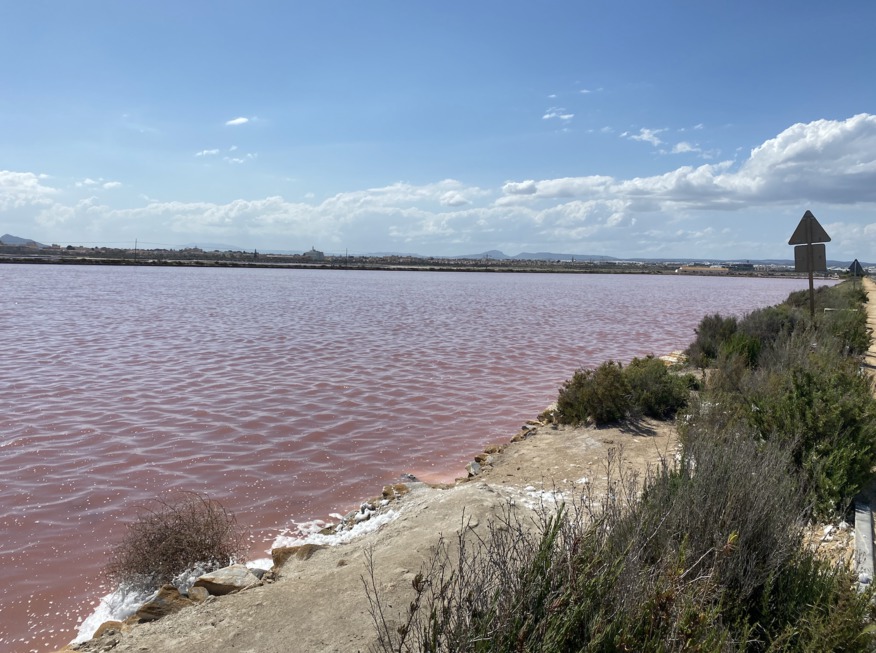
[672,142,700,154]
[6,115,876,258]
[225,117,250,126]
[0,170,57,210]
[542,107,574,122]
[223,152,258,164]
[622,127,666,147]
[502,115,876,212]
[502,180,538,195]
[102,181,122,189]
[440,191,469,207]
[196,149,220,157]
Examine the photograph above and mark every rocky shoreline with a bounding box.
[59,409,680,653]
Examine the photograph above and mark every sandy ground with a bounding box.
[68,418,677,653]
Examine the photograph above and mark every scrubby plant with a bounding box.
[106,492,246,590]
[367,438,874,652]
[747,361,876,516]
[624,355,692,419]
[737,304,798,347]
[556,361,630,426]
[683,279,876,516]
[686,313,738,369]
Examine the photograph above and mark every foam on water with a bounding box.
[271,510,400,549]
[73,585,154,644]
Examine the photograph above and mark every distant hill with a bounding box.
[1,233,46,247]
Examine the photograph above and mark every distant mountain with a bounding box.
[1,233,46,247]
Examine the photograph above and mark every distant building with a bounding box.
[675,265,728,275]
[304,247,325,262]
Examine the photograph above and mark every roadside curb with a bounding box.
[855,497,874,589]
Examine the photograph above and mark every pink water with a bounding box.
[0,265,823,652]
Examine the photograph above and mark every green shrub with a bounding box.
[624,355,691,419]
[719,331,762,367]
[685,280,876,517]
[686,313,738,368]
[106,492,247,590]
[368,435,875,652]
[748,361,876,516]
[738,305,798,346]
[556,361,630,426]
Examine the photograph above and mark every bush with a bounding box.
[556,361,630,426]
[367,439,875,652]
[747,361,876,516]
[624,355,691,419]
[686,313,738,368]
[106,492,246,590]
[684,280,876,517]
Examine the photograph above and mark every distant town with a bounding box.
[0,233,864,278]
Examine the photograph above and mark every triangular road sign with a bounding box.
[788,210,831,245]
[850,259,865,276]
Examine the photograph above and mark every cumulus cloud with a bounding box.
[225,117,250,126]
[196,149,220,157]
[672,142,701,154]
[503,115,876,210]
[502,180,538,195]
[0,170,57,210]
[6,115,876,258]
[440,191,469,207]
[102,181,122,189]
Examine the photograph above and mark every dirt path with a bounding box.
[861,277,876,374]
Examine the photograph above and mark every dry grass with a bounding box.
[106,491,247,591]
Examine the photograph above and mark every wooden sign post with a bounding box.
[788,210,830,319]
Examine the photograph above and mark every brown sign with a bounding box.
[794,243,826,272]
[788,210,831,245]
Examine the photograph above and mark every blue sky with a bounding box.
[2,1,875,260]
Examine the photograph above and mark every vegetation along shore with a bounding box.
[65,276,876,652]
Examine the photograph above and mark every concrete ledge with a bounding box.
[855,499,874,589]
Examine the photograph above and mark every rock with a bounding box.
[272,544,326,568]
[92,620,124,639]
[474,453,494,466]
[466,461,482,477]
[249,566,268,579]
[136,584,194,622]
[382,483,410,500]
[193,564,260,595]
[483,444,505,454]
[188,586,210,602]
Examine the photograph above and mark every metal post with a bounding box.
[806,219,815,319]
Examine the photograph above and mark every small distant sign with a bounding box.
[794,244,826,273]
[788,210,831,245]
[849,259,865,276]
